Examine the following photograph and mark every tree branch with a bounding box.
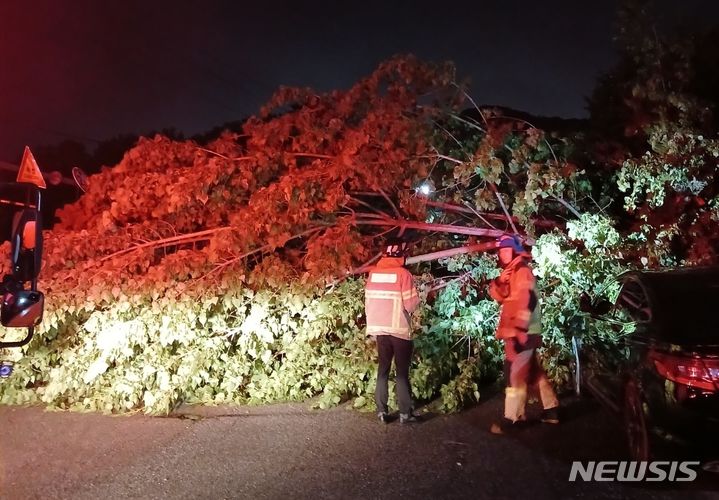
[428,270,474,292]
[194,147,336,162]
[405,242,496,265]
[552,195,582,218]
[199,227,323,279]
[412,195,561,230]
[378,188,401,219]
[452,83,488,129]
[488,183,519,235]
[448,112,486,133]
[325,251,385,288]
[461,202,498,230]
[288,152,336,160]
[435,154,463,164]
[347,197,391,218]
[346,252,384,277]
[352,217,506,239]
[195,147,253,161]
[99,227,233,263]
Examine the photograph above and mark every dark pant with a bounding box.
[375,334,413,415]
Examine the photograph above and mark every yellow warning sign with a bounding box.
[16,146,47,189]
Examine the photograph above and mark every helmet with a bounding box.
[384,239,409,258]
[496,234,524,254]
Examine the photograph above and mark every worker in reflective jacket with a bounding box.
[365,239,421,424]
[489,235,559,433]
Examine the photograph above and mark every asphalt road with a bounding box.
[1,391,717,499]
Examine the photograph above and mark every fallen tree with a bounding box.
[2,12,718,413]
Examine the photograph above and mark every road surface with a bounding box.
[1,391,717,499]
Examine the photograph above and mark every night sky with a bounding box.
[1,0,718,163]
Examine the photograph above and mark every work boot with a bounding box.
[399,412,421,424]
[490,418,527,435]
[540,407,560,424]
[377,412,390,424]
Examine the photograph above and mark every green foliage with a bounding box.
[429,110,589,231]
[531,217,628,388]
[0,268,501,414]
[1,279,373,413]
[409,253,504,410]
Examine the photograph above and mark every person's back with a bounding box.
[365,240,421,424]
[365,256,419,339]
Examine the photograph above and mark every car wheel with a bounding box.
[624,379,650,461]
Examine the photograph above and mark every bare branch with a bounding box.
[199,227,323,280]
[488,183,519,235]
[418,199,500,229]
[447,112,486,133]
[432,119,471,160]
[195,147,253,161]
[378,189,401,219]
[325,251,385,288]
[406,242,496,265]
[370,226,401,239]
[552,195,582,218]
[452,83,488,129]
[99,227,233,263]
[348,212,389,220]
[288,152,336,160]
[352,217,506,239]
[349,191,383,197]
[436,154,463,165]
[194,147,335,162]
[429,270,474,292]
[352,251,384,274]
[347,197,391,218]
[462,202,499,230]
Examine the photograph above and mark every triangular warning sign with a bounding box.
[17,146,46,189]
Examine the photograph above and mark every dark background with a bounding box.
[1,0,719,163]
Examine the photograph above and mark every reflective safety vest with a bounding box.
[365,257,420,340]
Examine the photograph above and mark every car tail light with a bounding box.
[650,351,719,392]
